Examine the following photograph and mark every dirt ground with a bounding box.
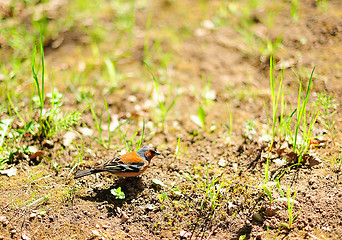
[0,0,342,239]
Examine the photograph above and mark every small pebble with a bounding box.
[83,210,89,215]
[179,230,192,238]
[0,216,7,225]
[21,234,30,240]
[92,230,100,236]
[121,212,130,222]
[227,201,237,216]
[145,204,155,210]
[232,163,238,172]
[253,213,263,223]
[218,158,227,167]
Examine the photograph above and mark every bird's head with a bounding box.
[137,146,161,161]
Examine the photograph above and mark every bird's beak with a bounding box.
[155,150,161,155]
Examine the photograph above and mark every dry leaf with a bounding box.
[29,151,44,159]
[0,167,17,177]
[303,154,322,167]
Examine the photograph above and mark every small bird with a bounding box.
[74,146,160,179]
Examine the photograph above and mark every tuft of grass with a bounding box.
[174,134,181,158]
[88,97,129,149]
[135,118,145,151]
[121,118,147,152]
[266,57,297,145]
[279,187,301,229]
[316,91,338,143]
[316,0,328,11]
[265,58,320,163]
[158,192,168,204]
[0,119,13,149]
[172,134,188,165]
[259,36,282,59]
[260,179,286,217]
[191,106,206,129]
[29,29,83,138]
[269,57,284,145]
[10,191,51,210]
[290,0,299,22]
[102,58,126,94]
[144,62,180,130]
[325,151,342,172]
[7,89,27,127]
[200,164,225,212]
[243,120,256,140]
[111,187,126,200]
[152,179,182,200]
[290,67,318,163]
[224,103,233,144]
[221,2,282,59]
[63,186,80,203]
[31,31,46,126]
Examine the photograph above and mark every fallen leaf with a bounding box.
[152,179,167,187]
[0,167,17,177]
[172,189,182,196]
[273,158,287,166]
[190,115,203,128]
[29,151,44,159]
[304,154,322,167]
[286,152,298,163]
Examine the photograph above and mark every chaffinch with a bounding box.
[74,146,161,179]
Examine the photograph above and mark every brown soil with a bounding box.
[1,1,342,240]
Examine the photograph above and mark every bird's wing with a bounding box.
[100,152,147,173]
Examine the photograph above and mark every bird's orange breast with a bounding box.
[119,151,145,164]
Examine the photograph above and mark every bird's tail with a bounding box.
[74,169,105,179]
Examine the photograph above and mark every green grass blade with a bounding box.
[136,118,145,151]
